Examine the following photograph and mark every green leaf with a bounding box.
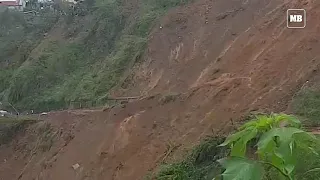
[255,115,273,130]
[231,128,258,157]
[294,131,318,147]
[239,120,257,130]
[257,138,276,160]
[273,113,301,128]
[240,115,273,132]
[219,128,254,147]
[258,143,287,175]
[270,152,285,172]
[257,127,304,153]
[274,140,296,173]
[257,127,305,176]
[217,114,318,180]
[218,157,264,180]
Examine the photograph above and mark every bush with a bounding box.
[152,137,228,180]
[0,117,37,145]
[217,114,320,180]
[292,89,320,126]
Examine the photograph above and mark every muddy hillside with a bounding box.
[1,0,320,179]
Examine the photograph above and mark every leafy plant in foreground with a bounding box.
[216,113,319,180]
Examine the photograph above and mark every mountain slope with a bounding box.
[0,0,191,112]
[1,0,320,179]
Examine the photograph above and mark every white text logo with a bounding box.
[287,9,306,28]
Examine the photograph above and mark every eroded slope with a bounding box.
[1,0,320,179]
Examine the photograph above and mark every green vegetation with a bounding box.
[0,0,192,112]
[218,114,319,180]
[159,93,180,105]
[36,122,56,152]
[150,137,228,180]
[0,10,58,98]
[0,117,39,145]
[152,87,320,180]
[153,113,320,180]
[292,89,320,126]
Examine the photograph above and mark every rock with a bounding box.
[72,163,80,170]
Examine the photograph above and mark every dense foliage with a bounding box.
[0,0,192,112]
[292,89,320,126]
[150,137,229,180]
[217,114,320,180]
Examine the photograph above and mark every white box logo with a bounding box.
[287,9,306,28]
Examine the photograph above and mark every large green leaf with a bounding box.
[294,131,318,154]
[257,137,276,160]
[231,128,258,157]
[258,142,287,176]
[270,151,285,172]
[218,157,264,180]
[219,128,254,147]
[257,127,304,153]
[274,140,296,174]
[257,127,306,176]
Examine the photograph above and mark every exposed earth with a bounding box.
[1,0,320,179]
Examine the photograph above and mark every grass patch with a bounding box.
[293,135,320,180]
[290,88,320,179]
[0,117,55,153]
[159,93,180,105]
[0,117,38,146]
[150,136,228,180]
[36,122,56,152]
[292,89,320,126]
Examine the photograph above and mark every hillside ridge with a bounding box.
[1,0,320,179]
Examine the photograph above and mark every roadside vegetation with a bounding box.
[0,116,39,145]
[291,89,320,126]
[152,89,320,180]
[0,0,192,112]
[149,137,228,180]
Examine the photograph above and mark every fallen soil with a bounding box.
[2,0,320,179]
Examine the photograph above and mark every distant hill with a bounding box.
[0,0,192,112]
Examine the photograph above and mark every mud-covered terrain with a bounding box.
[1,0,320,179]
